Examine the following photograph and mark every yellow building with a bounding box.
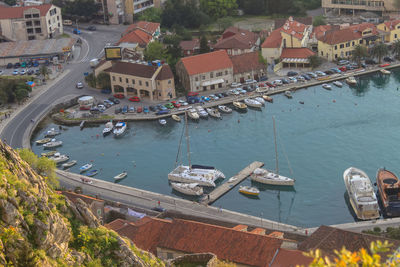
[377,20,400,43]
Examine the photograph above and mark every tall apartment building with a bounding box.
[322,0,397,15]
[105,0,163,24]
[0,4,63,41]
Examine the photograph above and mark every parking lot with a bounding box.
[0,60,54,77]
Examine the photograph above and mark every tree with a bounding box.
[144,41,166,61]
[200,36,210,54]
[137,7,162,23]
[161,0,210,29]
[4,0,16,6]
[240,0,265,15]
[392,40,400,59]
[36,157,58,189]
[39,66,49,81]
[370,42,389,64]
[96,72,111,90]
[313,16,326,27]
[15,89,28,103]
[352,45,368,67]
[308,55,323,69]
[216,17,234,31]
[85,73,96,88]
[200,0,238,19]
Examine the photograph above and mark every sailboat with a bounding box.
[251,117,295,186]
[168,112,225,187]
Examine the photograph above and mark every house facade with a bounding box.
[322,0,395,15]
[213,26,260,56]
[377,19,400,43]
[176,50,233,92]
[0,4,63,41]
[105,61,175,101]
[230,52,266,83]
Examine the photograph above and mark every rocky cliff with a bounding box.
[0,142,164,266]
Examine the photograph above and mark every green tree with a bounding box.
[15,89,28,103]
[18,148,38,167]
[85,73,96,88]
[200,0,238,19]
[137,7,162,22]
[392,40,400,59]
[4,0,16,6]
[199,36,210,54]
[313,15,326,27]
[370,42,389,64]
[216,17,234,31]
[96,72,111,90]
[36,157,58,189]
[39,66,49,81]
[239,0,265,15]
[144,41,166,61]
[352,45,368,67]
[308,55,323,69]
[161,0,210,29]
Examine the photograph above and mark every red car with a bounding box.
[171,101,181,108]
[136,106,143,113]
[258,83,266,87]
[129,96,140,102]
[339,66,347,72]
[266,81,276,88]
[187,92,199,97]
[380,63,390,67]
[113,93,125,99]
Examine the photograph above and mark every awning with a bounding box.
[281,58,310,64]
[201,78,224,87]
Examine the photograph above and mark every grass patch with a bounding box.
[57,33,71,38]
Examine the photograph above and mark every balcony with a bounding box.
[134,3,154,14]
[322,0,385,11]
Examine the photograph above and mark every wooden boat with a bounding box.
[263,95,273,103]
[36,138,51,144]
[346,76,357,85]
[86,169,98,177]
[62,160,77,168]
[171,182,204,196]
[41,151,57,157]
[114,171,127,181]
[79,163,93,173]
[45,128,60,137]
[43,140,63,148]
[322,83,332,90]
[206,108,221,119]
[239,186,259,196]
[333,81,343,87]
[376,168,400,217]
[187,108,200,120]
[244,98,262,108]
[284,91,292,98]
[254,97,265,105]
[343,167,379,220]
[49,153,69,164]
[380,69,391,74]
[218,105,232,113]
[159,119,167,126]
[233,101,247,110]
[172,115,181,122]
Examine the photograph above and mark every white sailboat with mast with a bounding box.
[251,117,295,186]
[168,112,225,187]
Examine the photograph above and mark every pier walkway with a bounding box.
[201,161,264,205]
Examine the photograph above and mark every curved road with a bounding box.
[0,25,125,148]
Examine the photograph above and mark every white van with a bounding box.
[89,58,99,68]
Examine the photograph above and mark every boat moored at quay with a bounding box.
[376,168,400,217]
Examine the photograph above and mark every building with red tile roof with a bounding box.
[280,48,315,68]
[123,21,161,38]
[214,26,260,56]
[176,50,233,92]
[269,248,313,267]
[378,19,400,43]
[117,29,152,46]
[106,217,302,266]
[179,39,200,57]
[230,52,266,83]
[0,4,63,41]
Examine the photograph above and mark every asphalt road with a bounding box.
[0,25,126,148]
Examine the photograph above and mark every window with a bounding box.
[335,54,337,59]
[112,76,115,81]
[167,253,173,260]
[25,14,32,18]
[28,35,35,40]
[57,16,59,21]
[145,81,149,87]
[225,70,228,75]
[26,21,32,27]
[139,81,142,86]
[352,41,355,46]
[321,51,323,56]
[32,13,39,18]
[132,79,135,84]
[126,78,128,83]
[35,28,41,33]
[334,45,337,50]
[48,20,50,24]
[27,28,33,34]
[58,23,60,27]
[34,20,40,26]
[210,72,213,78]
[359,40,363,44]
[195,77,198,81]
[340,44,344,48]
[346,42,350,47]
[119,77,122,82]
[202,75,205,80]
[168,80,171,84]
[395,34,398,39]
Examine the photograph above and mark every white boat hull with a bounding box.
[244,99,262,108]
[168,165,225,187]
[171,182,204,196]
[250,168,295,186]
[218,105,232,113]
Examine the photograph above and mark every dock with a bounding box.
[201,161,264,205]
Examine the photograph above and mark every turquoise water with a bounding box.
[32,69,400,227]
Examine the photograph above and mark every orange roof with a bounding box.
[230,52,265,74]
[281,48,315,59]
[61,191,104,205]
[261,28,282,48]
[0,4,52,19]
[179,50,233,76]
[280,18,307,40]
[312,25,332,39]
[270,248,313,267]
[105,218,130,232]
[348,22,378,35]
[215,26,259,50]
[318,28,362,45]
[123,21,160,36]
[382,19,400,30]
[117,29,152,46]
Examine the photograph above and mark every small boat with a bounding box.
[171,182,204,196]
[43,140,63,148]
[172,115,181,122]
[233,101,247,110]
[187,108,200,120]
[196,106,208,119]
[218,105,232,113]
[263,95,273,103]
[346,76,357,85]
[254,97,265,105]
[284,91,292,98]
[343,167,380,220]
[206,108,221,119]
[103,121,113,136]
[80,120,86,130]
[251,168,295,186]
[49,153,69,164]
[333,81,343,87]
[244,98,262,108]
[86,169,98,177]
[62,160,77,168]
[228,177,237,183]
[114,171,128,181]
[41,151,57,157]
[36,138,51,144]
[239,186,260,196]
[45,128,60,137]
[322,83,332,90]
[299,101,304,105]
[380,69,391,74]
[79,163,93,173]
[159,119,167,126]
[113,122,127,137]
[376,168,400,217]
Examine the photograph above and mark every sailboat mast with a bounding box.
[273,116,279,175]
[185,112,192,169]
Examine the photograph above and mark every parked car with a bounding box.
[151,206,166,212]
[73,28,81,34]
[12,69,18,75]
[266,81,276,87]
[27,69,34,75]
[339,66,347,72]
[157,104,168,111]
[27,62,33,68]
[114,107,122,114]
[90,107,101,114]
[121,105,128,114]
[330,68,341,73]
[129,96,140,102]
[365,58,377,65]
[108,97,120,104]
[33,61,39,67]
[201,96,210,102]
[6,63,12,69]
[87,25,96,31]
[187,92,199,97]
[231,82,241,88]
[287,71,298,76]
[20,69,26,75]
[103,100,112,108]
[345,64,355,70]
[76,82,84,89]
[296,76,305,82]
[137,106,143,113]
[259,75,268,81]
[324,70,334,75]
[383,56,394,62]
[14,62,20,68]
[101,89,111,94]
[156,110,170,115]
[114,93,125,99]
[216,93,224,98]
[301,74,311,80]
[21,62,26,68]
[288,77,297,83]
[97,104,106,111]
[315,71,326,77]
[128,106,135,113]
[149,105,157,112]
[143,106,149,113]
[338,60,349,66]
[209,94,219,100]
[35,69,41,75]
[273,80,283,86]
[245,79,257,84]
[164,103,174,109]
[171,101,181,108]
[306,72,318,78]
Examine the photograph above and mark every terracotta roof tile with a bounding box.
[383,19,400,30]
[270,248,313,267]
[280,48,315,59]
[117,29,152,46]
[230,52,265,74]
[275,16,312,29]
[280,18,307,40]
[179,39,200,51]
[179,50,233,76]
[156,65,174,80]
[104,61,159,78]
[348,22,378,35]
[0,4,52,19]
[105,218,130,232]
[215,27,258,50]
[318,28,362,45]
[261,28,282,48]
[61,191,104,206]
[312,25,333,39]
[123,21,160,36]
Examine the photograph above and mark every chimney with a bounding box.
[232,224,248,232]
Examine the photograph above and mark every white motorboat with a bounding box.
[62,160,77,168]
[196,106,208,118]
[114,171,127,181]
[187,108,200,120]
[43,140,63,148]
[49,153,69,164]
[79,163,93,173]
[239,186,260,196]
[45,128,60,137]
[103,121,113,136]
[113,122,127,137]
[254,97,265,105]
[206,108,221,119]
[343,167,380,220]
[233,101,247,110]
[322,83,332,90]
[159,119,167,126]
[218,105,232,113]
[333,81,343,87]
[172,115,181,122]
[346,76,357,85]
[284,91,293,98]
[171,182,204,196]
[41,151,57,157]
[380,69,391,74]
[36,138,51,144]
[244,98,262,108]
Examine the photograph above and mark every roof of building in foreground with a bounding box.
[0,4,53,19]
[179,50,233,76]
[104,61,173,80]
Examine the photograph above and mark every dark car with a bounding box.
[27,61,33,68]
[27,69,34,75]
[301,74,311,80]
[384,56,394,62]
[259,75,268,81]
[6,63,13,69]
[90,107,101,114]
[156,110,170,115]
[14,62,20,68]
[108,97,120,104]
[365,58,377,64]
[149,105,157,112]
[287,71,298,76]
[324,70,334,75]
[114,107,122,114]
[33,61,39,67]
[35,69,41,75]
[101,89,111,94]
[221,92,228,97]
[87,25,96,31]
[151,206,166,212]
[281,78,290,84]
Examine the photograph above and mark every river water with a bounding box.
[31,69,400,227]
